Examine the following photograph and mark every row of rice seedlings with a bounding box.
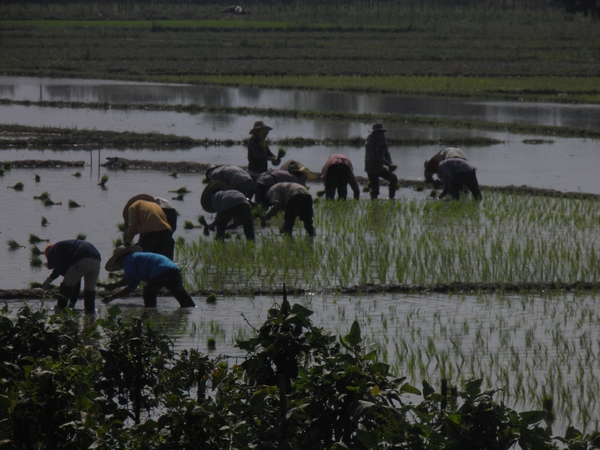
[341,290,600,435]
[177,191,600,291]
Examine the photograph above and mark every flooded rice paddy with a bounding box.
[1,76,600,435]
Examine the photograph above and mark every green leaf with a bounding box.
[399,382,421,395]
[356,428,381,449]
[464,378,483,399]
[519,410,547,425]
[343,320,362,346]
[371,362,390,375]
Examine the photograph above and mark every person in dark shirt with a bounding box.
[201,181,255,241]
[437,158,482,200]
[254,169,301,206]
[247,121,281,182]
[364,123,398,200]
[42,239,101,312]
[206,165,255,199]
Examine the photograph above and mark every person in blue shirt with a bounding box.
[102,245,195,308]
[42,239,101,312]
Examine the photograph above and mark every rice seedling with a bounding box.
[34,191,50,200]
[206,293,217,304]
[30,254,43,266]
[7,239,23,250]
[207,337,216,350]
[72,171,81,177]
[29,281,43,289]
[77,233,87,240]
[172,193,185,201]
[8,182,24,191]
[184,220,196,230]
[30,245,42,255]
[34,174,40,182]
[169,187,191,194]
[43,198,60,206]
[41,216,48,226]
[98,174,108,187]
[29,234,49,244]
[68,199,81,208]
[170,171,178,178]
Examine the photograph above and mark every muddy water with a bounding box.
[3,76,600,130]
[2,290,594,436]
[1,102,600,194]
[1,77,599,436]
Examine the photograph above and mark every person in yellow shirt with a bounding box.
[125,199,174,259]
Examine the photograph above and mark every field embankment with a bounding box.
[1,3,599,102]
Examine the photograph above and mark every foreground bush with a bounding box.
[0,300,599,449]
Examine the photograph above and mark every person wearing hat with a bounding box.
[103,245,195,308]
[320,153,361,200]
[125,199,174,259]
[364,123,398,200]
[201,181,255,241]
[254,169,303,207]
[280,160,316,186]
[41,239,101,312]
[423,147,468,184]
[123,194,178,259]
[263,182,315,237]
[437,158,482,200]
[247,120,281,182]
[205,165,255,199]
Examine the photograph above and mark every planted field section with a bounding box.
[178,191,600,292]
[1,8,600,84]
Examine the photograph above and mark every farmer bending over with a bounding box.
[263,182,315,237]
[437,158,482,200]
[200,181,255,241]
[42,239,101,312]
[320,153,360,200]
[103,245,195,308]
[423,147,468,184]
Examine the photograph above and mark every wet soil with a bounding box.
[2,157,597,301]
[99,157,600,201]
[5,157,598,201]
[4,281,600,301]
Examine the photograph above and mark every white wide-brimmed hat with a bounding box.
[105,244,142,272]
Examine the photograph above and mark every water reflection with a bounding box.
[2,76,600,130]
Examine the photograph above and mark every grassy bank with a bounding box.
[1,5,599,102]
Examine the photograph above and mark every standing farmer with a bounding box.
[364,123,398,200]
[247,121,281,182]
[42,239,101,312]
